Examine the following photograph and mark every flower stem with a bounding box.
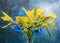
[28,36,33,43]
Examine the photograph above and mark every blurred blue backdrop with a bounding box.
[0,0,60,43]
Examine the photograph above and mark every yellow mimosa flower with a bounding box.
[49,12,57,19]
[20,16,29,22]
[15,16,20,24]
[1,11,14,22]
[1,16,10,21]
[42,23,49,27]
[24,8,37,20]
[36,8,45,17]
[27,11,35,20]
[20,16,30,27]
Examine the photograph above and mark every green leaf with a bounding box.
[46,28,51,37]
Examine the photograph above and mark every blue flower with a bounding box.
[32,28,42,36]
[18,9,27,16]
[14,24,21,33]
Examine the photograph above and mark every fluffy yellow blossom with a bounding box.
[49,12,57,19]
[36,8,45,17]
[26,10,35,20]
[15,16,20,24]
[42,23,49,27]
[1,11,14,22]
[20,16,30,27]
[22,8,45,21]
[15,16,30,27]
[20,16,29,22]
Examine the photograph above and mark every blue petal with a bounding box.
[15,24,20,29]
[18,10,27,16]
[14,24,21,33]
[15,29,21,33]
[32,28,42,36]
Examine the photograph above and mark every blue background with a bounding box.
[0,0,60,43]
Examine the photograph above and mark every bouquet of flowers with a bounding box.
[0,7,57,43]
